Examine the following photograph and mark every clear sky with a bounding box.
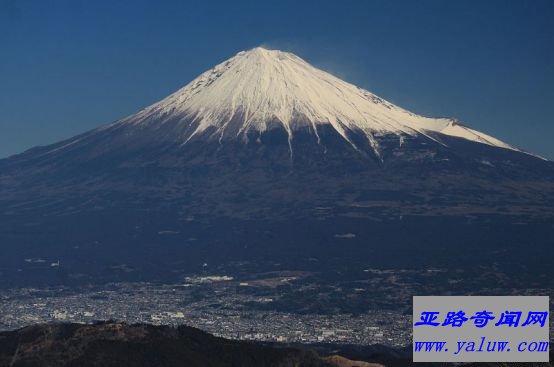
[1,0,553,159]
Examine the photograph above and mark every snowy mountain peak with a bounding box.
[121,47,518,154]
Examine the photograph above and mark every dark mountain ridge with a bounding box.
[0,322,332,367]
[0,322,551,367]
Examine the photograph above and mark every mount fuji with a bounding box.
[116,47,518,156]
[1,47,553,285]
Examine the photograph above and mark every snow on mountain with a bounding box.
[118,47,518,157]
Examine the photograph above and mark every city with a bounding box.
[2,278,553,347]
[0,281,412,346]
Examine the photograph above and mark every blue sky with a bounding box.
[1,0,553,159]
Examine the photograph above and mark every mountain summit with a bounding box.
[120,47,516,158]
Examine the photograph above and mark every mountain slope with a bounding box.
[0,322,335,367]
[1,322,550,367]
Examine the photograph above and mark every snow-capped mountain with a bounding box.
[116,47,516,157]
[0,47,553,285]
[1,46,551,201]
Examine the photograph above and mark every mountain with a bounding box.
[1,322,550,367]
[110,46,519,155]
[0,47,553,285]
[0,322,343,367]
